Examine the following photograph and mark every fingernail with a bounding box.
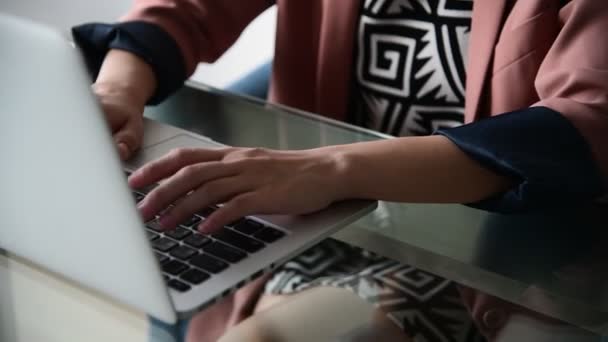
[139,212,151,223]
[128,171,142,187]
[137,203,153,220]
[159,215,174,228]
[197,222,209,233]
[118,142,129,160]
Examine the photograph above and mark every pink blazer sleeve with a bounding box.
[120,0,274,75]
[533,0,608,186]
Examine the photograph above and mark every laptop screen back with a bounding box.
[0,14,176,323]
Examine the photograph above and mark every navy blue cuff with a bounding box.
[436,107,604,213]
[72,22,187,105]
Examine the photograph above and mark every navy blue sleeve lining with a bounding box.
[71,21,187,105]
[436,107,605,213]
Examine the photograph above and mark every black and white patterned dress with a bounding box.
[352,0,471,135]
[265,1,484,341]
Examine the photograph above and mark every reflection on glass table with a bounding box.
[146,83,608,338]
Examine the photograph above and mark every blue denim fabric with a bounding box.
[225,61,272,99]
[72,21,273,103]
[437,107,604,213]
[72,22,186,104]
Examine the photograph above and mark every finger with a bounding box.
[94,92,128,133]
[117,142,130,161]
[105,107,128,132]
[158,176,252,229]
[129,147,229,189]
[199,193,260,233]
[113,118,143,160]
[138,162,240,222]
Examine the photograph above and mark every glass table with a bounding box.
[148,82,608,338]
[2,82,607,341]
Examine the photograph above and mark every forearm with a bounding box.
[94,49,157,107]
[331,135,514,203]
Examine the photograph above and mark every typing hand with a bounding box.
[93,82,145,160]
[128,147,346,233]
[93,49,157,160]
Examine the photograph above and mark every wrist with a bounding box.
[95,49,157,106]
[312,144,359,201]
[92,81,148,110]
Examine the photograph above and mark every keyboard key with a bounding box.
[184,233,211,248]
[152,237,178,252]
[253,227,286,243]
[190,254,229,273]
[168,279,191,292]
[180,269,210,285]
[162,259,189,275]
[169,246,197,260]
[133,192,145,203]
[155,252,169,265]
[136,183,158,194]
[146,220,165,232]
[233,219,264,235]
[213,229,265,253]
[165,227,192,240]
[203,242,247,263]
[226,219,244,227]
[250,269,265,280]
[147,231,159,241]
[181,215,202,228]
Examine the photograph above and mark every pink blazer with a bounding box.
[120,0,608,340]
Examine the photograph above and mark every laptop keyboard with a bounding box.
[126,171,286,293]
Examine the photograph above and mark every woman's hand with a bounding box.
[93,81,146,160]
[94,49,157,160]
[129,146,348,233]
[129,136,513,233]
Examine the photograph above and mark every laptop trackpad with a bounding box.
[126,134,222,169]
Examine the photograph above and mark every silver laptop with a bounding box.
[0,14,375,323]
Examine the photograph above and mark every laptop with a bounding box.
[0,14,375,323]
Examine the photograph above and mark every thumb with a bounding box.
[113,118,144,160]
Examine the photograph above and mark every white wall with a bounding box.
[0,0,275,88]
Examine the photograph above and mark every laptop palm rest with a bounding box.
[126,134,222,170]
